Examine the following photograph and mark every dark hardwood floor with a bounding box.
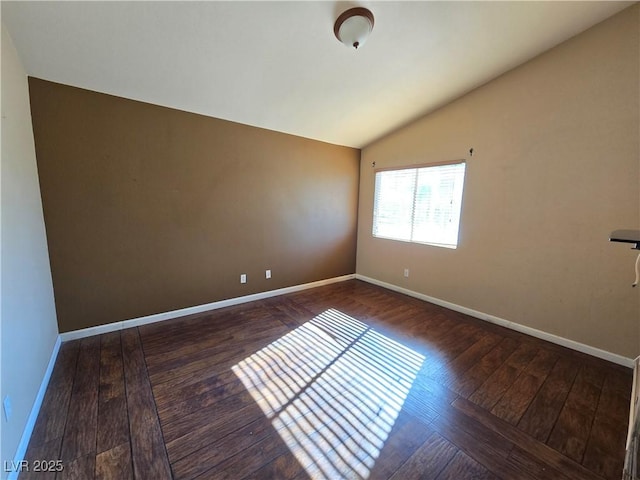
[21,280,632,479]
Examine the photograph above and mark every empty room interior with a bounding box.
[1,1,639,480]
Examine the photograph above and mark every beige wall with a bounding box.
[28,79,360,333]
[357,5,639,359]
[1,25,59,477]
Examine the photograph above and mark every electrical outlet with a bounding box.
[404,268,409,278]
[240,274,247,284]
[265,269,271,279]
[3,396,12,422]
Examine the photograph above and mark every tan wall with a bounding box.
[1,25,59,476]
[28,79,360,332]
[357,6,639,359]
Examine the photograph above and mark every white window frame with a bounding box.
[372,161,466,249]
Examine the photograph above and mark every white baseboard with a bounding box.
[59,274,356,341]
[8,335,62,480]
[59,272,633,368]
[627,355,640,449]
[355,274,634,368]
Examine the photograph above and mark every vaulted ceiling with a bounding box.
[2,1,633,147]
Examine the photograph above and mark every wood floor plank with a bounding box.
[20,437,63,480]
[581,453,625,480]
[121,328,172,480]
[582,411,628,480]
[56,453,95,480]
[431,332,503,387]
[601,367,633,398]
[29,341,80,447]
[197,432,290,480]
[269,423,372,480]
[156,372,247,426]
[517,356,579,441]
[428,404,544,480]
[168,338,408,468]
[431,404,513,458]
[508,445,572,480]
[272,296,317,327]
[581,366,631,480]
[149,348,252,399]
[451,337,519,398]
[164,394,264,463]
[565,364,604,411]
[490,349,558,425]
[71,336,101,395]
[139,302,272,353]
[467,342,538,410]
[452,396,606,480]
[428,323,487,364]
[490,371,545,425]
[151,368,239,412]
[388,431,458,480]
[171,414,276,479]
[97,332,128,454]
[547,364,604,462]
[147,323,288,387]
[435,450,499,480]
[546,405,593,464]
[597,370,633,426]
[95,442,133,480]
[96,396,129,455]
[60,337,100,462]
[367,412,434,480]
[403,376,459,425]
[98,332,125,402]
[143,316,284,373]
[161,385,259,441]
[121,328,149,391]
[242,450,307,480]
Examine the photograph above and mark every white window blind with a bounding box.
[373,162,466,248]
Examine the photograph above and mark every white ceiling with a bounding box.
[2,1,633,148]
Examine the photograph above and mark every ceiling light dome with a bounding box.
[334,7,375,50]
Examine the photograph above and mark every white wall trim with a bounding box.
[355,274,634,368]
[59,274,356,341]
[626,355,640,449]
[8,335,62,480]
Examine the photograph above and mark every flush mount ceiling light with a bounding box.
[334,7,375,49]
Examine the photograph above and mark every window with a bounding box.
[372,161,466,248]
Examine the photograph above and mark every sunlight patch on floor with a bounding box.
[232,308,425,479]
